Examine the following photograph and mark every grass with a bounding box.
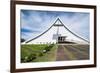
[21,44,89,62]
[33,45,57,62]
[21,44,57,63]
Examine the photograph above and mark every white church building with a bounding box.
[22,18,89,44]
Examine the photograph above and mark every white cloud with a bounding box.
[21,10,89,41]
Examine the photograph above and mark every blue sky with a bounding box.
[21,9,90,41]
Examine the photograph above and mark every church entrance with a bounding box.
[58,36,66,43]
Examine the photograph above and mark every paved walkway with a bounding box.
[56,44,89,61]
[56,45,68,61]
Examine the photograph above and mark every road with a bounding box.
[56,44,89,61]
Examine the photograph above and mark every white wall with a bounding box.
[0,0,100,73]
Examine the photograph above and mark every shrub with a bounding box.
[26,54,36,62]
[38,52,43,57]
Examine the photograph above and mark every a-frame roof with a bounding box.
[24,18,89,43]
[53,18,63,26]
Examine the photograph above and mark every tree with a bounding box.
[21,38,25,42]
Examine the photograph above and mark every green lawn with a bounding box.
[21,44,57,63]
